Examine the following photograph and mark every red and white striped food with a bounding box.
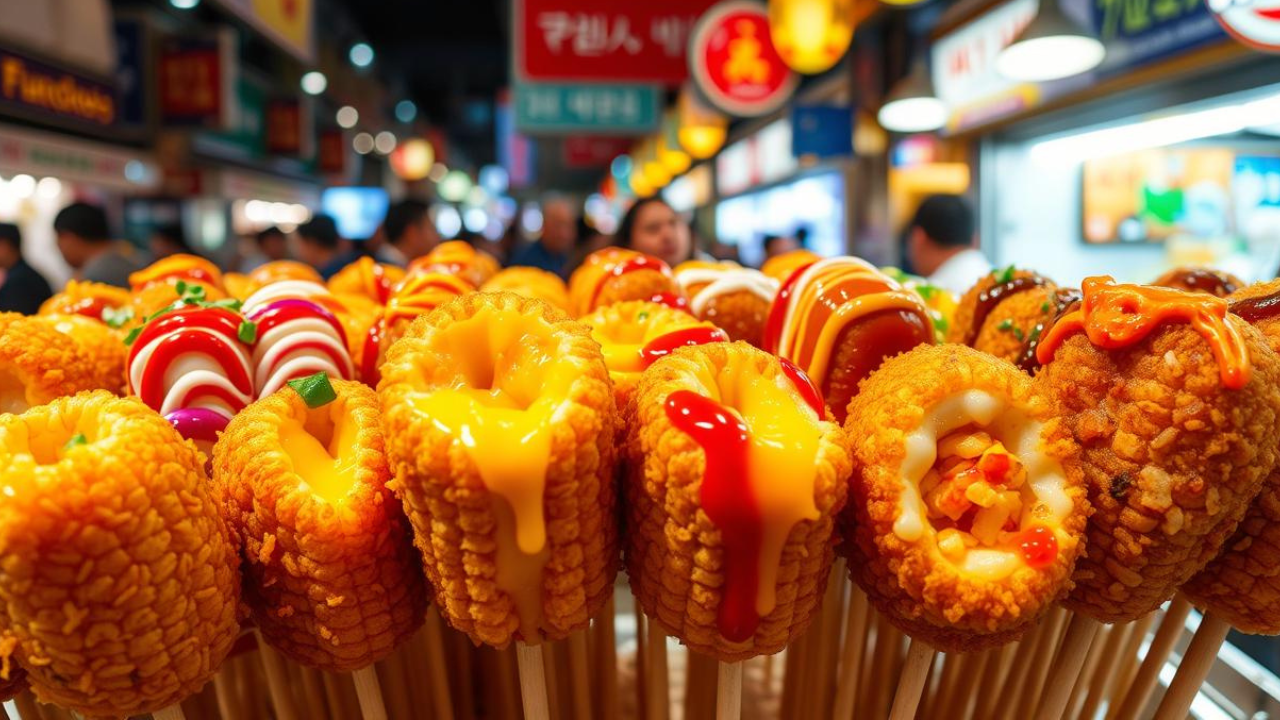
[127,307,254,418]
[247,298,354,398]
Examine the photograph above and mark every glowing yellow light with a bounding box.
[630,170,654,197]
[677,88,728,160]
[389,139,435,181]
[768,0,856,75]
[659,113,692,176]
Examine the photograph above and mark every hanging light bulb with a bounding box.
[768,0,856,75]
[630,170,654,198]
[877,60,947,134]
[659,112,692,176]
[996,0,1105,82]
[677,86,728,160]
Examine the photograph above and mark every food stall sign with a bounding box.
[1209,0,1280,52]
[207,0,314,63]
[516,0,719,84]
[514,82,660,135]
[689,0,799,117]
[0,47,116,130]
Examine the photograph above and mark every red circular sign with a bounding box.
[1211,0,1280,52]
[689,1,799,117]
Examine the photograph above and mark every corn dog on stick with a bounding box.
[213,376,427,672]
[568,248,681,317]
[37,314,127,395]
[0,313,108,414]
[379,292,620,647]
[0,392,240,717]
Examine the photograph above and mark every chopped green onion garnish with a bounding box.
[288,371,338,408]
[994,265,1015,284]
[997,319,1014,331]
[124,326,144,346]
[1012,327,1025,342]
[64,433,87,451]
[207,298,244,311]
[637,311,649,321]
[174,280,188,295]
[238,320,258,344]
[102,306,134,329]
[917,285,937,301]
[1040,302,1051,313]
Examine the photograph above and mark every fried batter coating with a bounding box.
[0,392,240,716]
[1033,319,1280,623]
[760,250,819,283]
[0,313,106,414]
[948,270,1057,363]
[625,342,851,661]
[36,314,127,396]
[39,280,131,322]
[379,293,619,647]
[568,248,681,316]
[481,267,571,313]
[130,279,228,320]
[843,344,1088,651]
[1183,280,1280,632]
[214,379,427,670]
[327,256,405,305]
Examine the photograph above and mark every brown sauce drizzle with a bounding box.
[1160,268,1239,298]
[1231,291,1280,324]
[968,274,1049,345]
[1017,288,1083,374]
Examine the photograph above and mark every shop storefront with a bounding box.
[934,0,1280,286]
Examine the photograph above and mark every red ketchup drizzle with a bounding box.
[762,263,815,354]
[68,297,110,321]
[777,356,824,417]
[251,300,348,347]
[639,326,729,368]
[258,339,351,384]
[360,320,385,388]
[665,390,763,643]
[370,262,393,305]
[649,292,690,312]
[588,255,672,311]
[1015,525,1058,569]
[128,307,245,369]
[136,331,252,411]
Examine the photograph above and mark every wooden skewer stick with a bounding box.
[646,620,670,720]
[351,666,389,720]
[598,596,619,720]
[1019,608,1070,709]
[152,705,186,720]
[421,608,456,720]
[1105,613,1157,717]
[1063,624,1112,720]
[1076,620,1134,720]
[1032,614,1100,720]
[716,662,743,720]
[1152,613,1231,720]
[256,636,301,720]
[831,585,870,720]
[13,691,40,720]
[568,632,593,720]
[888,639,936,720]
[516,642,552,720]
[1111,596,1191,720]
[974,642,1016,720]
[212,671,239,720]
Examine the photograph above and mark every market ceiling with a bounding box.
[337,0,508,165]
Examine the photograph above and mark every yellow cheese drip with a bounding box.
[280,407,363,504]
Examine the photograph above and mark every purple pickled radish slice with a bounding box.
[165,407,231,445]
[247,297,338,324]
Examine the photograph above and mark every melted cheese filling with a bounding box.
[0,366,31,415]
[279,402,363,504]
[894,390,1071,581]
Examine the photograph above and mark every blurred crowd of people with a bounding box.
[0,192,984,313]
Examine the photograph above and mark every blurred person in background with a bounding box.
[510,195,577,276]
[906,194,989,295]
[240,226,288,272]
[617,197,692,268]
[564,218,616,277]
[294,214,353,280]
[0,223,52,314]
[763,233,800,260]
[383,199,439,265]
[54,201,145,288]
[149,223,193,260]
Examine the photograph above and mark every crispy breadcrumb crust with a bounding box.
[1184,280,1280,632]
[0,313,107,409]
[481,268,572,313]
[213,380,427,671]
[625,342,851,661]
[581,300,710,410]
[698,290,769,347]
[38,281,131,321]
[37,314,127,395]
[379,292,619,647]
[842,344,1088,652]
[947,270,1056,357]
[0,392,240,716]
[1033,319,1280,623]
[129,280,227,321]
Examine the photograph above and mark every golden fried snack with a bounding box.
[1153,267,1242,297]
[129,254,225,293]
[1182,280,1280,632]
[380,293,619,647]
[844,344,1087,651]
[327,256,406,305]
[39,280,131,323]
[626,342,850,660]
[130,277,229,320]
[412,240,501,287]
[359,272,475,387]
[250,260,324,288]
[882,268,958,342]
[0,392,240,716]
[581,300,727,409]
[223,272,254,300]
[1034,277,1280,623]
[568,247,682,317]
[948,268,1058,363]
[215,377,427,670]
[674,262,778,347]
[481,267,571,313]
[0,313,105,414]
[765,257,934,423]
[37,313,127,395]
[761,249,820,283]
